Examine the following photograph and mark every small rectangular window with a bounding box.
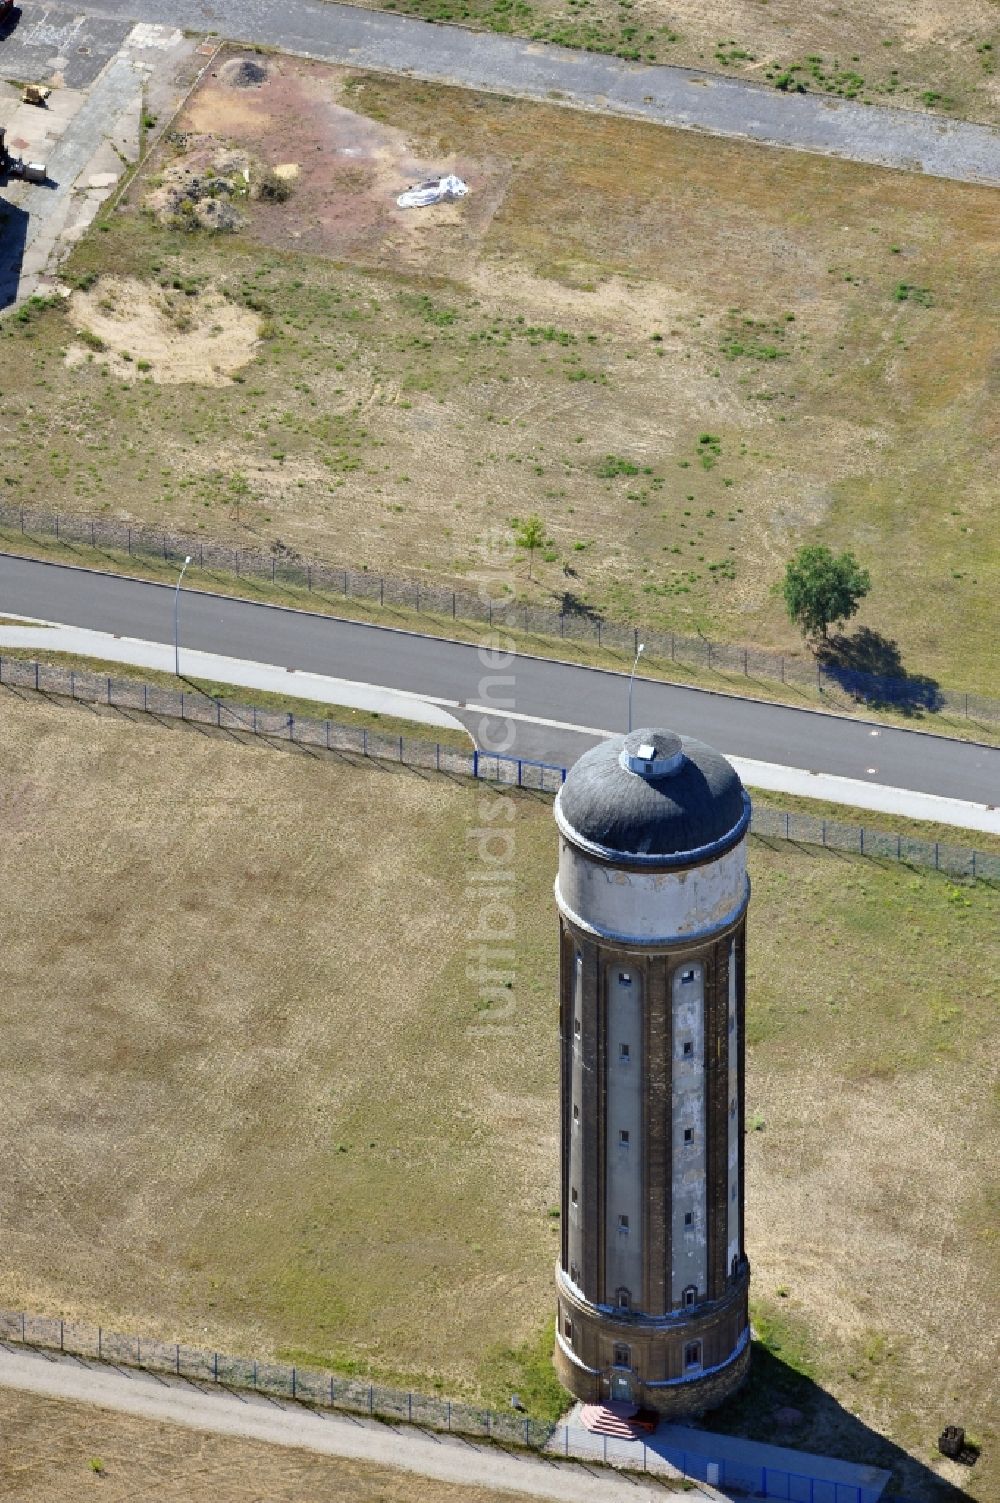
[619,1129,630,1147]
[619,971,632,986]
[618,1214,629,1233]
[684,1286,697,1309]
[681,969,696,983]
[570,1263,580,1284]
[682,1040,694,1057]
[729,1012,736,1032]
[684,1211,693,1227]
[573,1103,580,1122]
[619,1043,630,1063]
[730,1099,737,1119]
[573,1017,581,1036]
[564,1317,573,1342]
[731,1184,737,1202]
[613,1342,631,1365]
[685,1342,701,1369]
[571,1187,578,1205]
[684,1127,694,1145]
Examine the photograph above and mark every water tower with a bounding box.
[553,728,751,1416]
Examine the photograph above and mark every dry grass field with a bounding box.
[0,689,997,1496]
[0,1388,538,1503]
[342,0,1000,123]
[2,58,997,695]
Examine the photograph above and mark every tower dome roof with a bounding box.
[555,728,749,866]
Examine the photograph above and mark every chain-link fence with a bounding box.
[2,499,996,725]
[749,802,998,881]
[0,1308,886,1500]
[1,652,996,877]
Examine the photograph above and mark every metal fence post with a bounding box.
[380,576,384,607]
[97,1326,101,1359]
[447,1399,451,1431]
[935,842,939,870]
[137,1336,140,1365]
[176,1343,180,1375]
[603,1433,607,1463]
[329,1375,334,1405]
[473,747,479,778]
[292,1367,296,1399]
[213,1351,218,1382]
[821,820,826,847]
[60,1319,64,1352]
[860,827,865,855]
[565,1426,569,1456]
[70,670,75,700]
[408,1392,412,1422]
[369,1383,374,1415]
[253,1360,257,1387]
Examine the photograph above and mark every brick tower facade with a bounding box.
[553,729,752,1416]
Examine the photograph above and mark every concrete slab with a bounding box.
[1,21,196,306]
[0,8,132,90]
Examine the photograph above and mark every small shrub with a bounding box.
[597,454,640,478]
[254,167,292,203]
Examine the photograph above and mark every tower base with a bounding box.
[554,1328,750,1419]
[554,1262,751,1420]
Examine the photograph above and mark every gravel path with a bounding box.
[60,0,1000,183]
[0,1344,705,1502]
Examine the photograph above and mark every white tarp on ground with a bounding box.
[396,174,469,208]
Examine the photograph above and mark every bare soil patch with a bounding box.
[65,275,259,384]
[167,53,505,269]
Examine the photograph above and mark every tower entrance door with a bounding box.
[610,1373,633,1402]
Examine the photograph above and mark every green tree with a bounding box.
[511,514,548,579]
[782,545,871,641]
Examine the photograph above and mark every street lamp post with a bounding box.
[627,642,644,732]
[174,555,192,678]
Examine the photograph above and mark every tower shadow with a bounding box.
[699,1340,974,1501]
[0,195,29,310]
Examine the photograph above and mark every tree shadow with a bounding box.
[817,628,943,716]
[0,195,29,311]
[700,1341,973,1501]
[553,590,604,625]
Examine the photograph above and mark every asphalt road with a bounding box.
[2,553,997,806]
[24,0,1000,184]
